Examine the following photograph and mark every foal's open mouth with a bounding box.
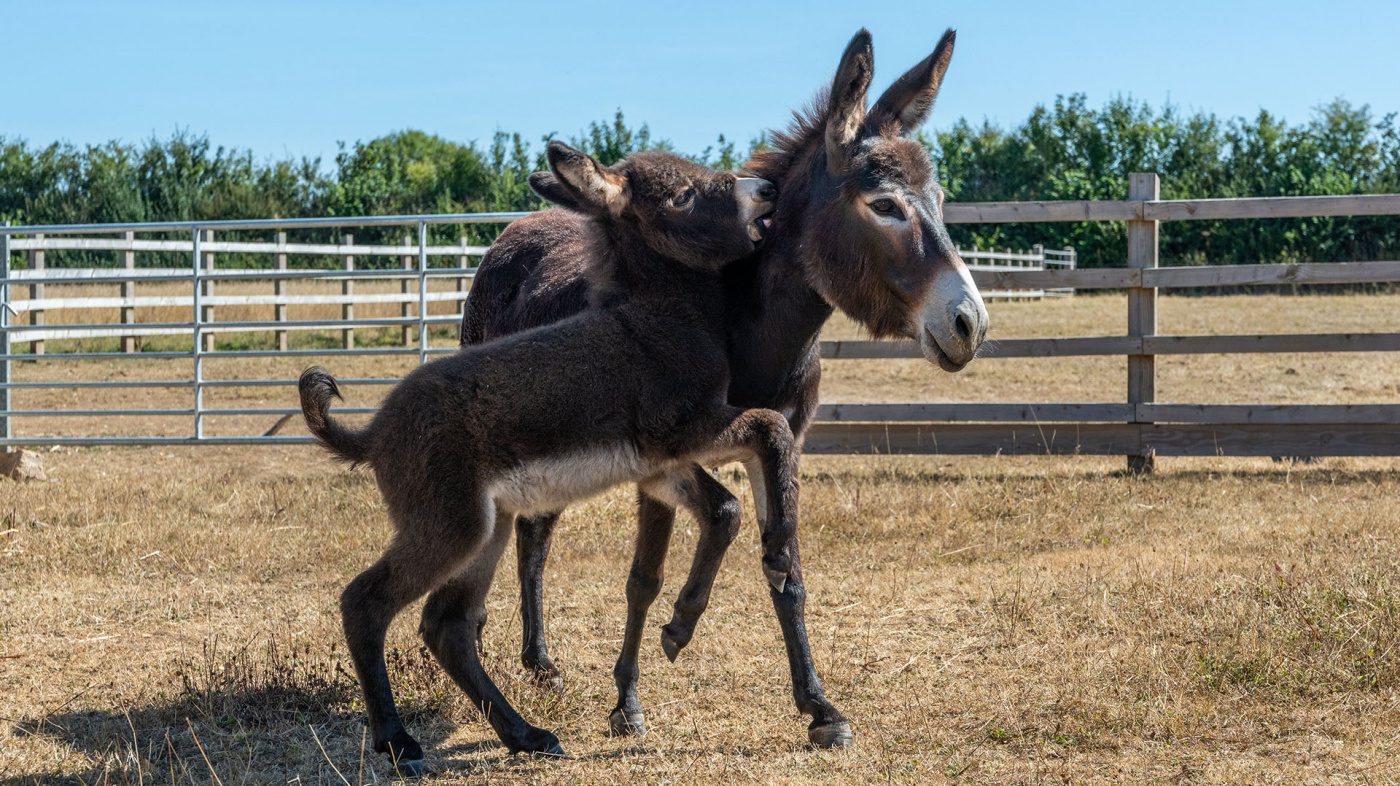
[750,210,776,243]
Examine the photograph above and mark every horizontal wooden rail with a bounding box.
[819,332,1400,359]
[943,193,1400,224]
[813,402,1400,425]
[803,422,1400,457]
[969,260,1400,290]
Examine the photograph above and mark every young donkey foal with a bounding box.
[299,143,784,768]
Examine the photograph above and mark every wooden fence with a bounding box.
[805,177,1400,469]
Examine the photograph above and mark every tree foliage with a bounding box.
[929,95,1400,265]
[3,99,1398,267]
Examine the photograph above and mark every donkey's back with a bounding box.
[461,209,592,346]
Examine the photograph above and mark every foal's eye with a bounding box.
[869,198,903,218]
[672,189,695,208]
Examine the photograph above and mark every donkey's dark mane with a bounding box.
[746,88,833,185]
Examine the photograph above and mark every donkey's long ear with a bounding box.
[528,172,584,211]
[825,29,874,176]
[543,140,628,215]
[869,28,955,135]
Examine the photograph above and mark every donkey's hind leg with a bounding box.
[656,466,743,661]
[341,494,496,776]
[515,510,564,686]
[607,488,675,736]
[422,509,566,756]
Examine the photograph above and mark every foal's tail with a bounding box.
[299,366,370,465]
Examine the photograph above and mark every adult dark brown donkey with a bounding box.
[462,28,987,748]
[301,143,789,770]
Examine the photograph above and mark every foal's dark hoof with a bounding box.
[514,728,568,758]
[375,731,425,774]
[808,720,854,749]
[660,628,683,663]
[522,653,564,689]
[763,563,789,594]
[609,707,647,737]
[530,665,564,690]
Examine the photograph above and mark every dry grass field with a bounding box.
[2,290,1399,784]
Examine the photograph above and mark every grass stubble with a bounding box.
[0,292,1398,783]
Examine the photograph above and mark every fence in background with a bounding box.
[3,183,1400,471]
[0,239,1073,351]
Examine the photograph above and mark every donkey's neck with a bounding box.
[721,231,833,408]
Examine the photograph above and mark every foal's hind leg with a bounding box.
[656,467,743,661]
[607,488,675,736]
[515,510,564,686]
[422,510,566,756]
[341,497,495,775]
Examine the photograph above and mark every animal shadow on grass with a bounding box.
[7,633,466,784]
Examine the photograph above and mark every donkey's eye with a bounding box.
[869,198,903,218]
[672,189,695,208]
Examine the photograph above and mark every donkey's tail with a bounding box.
[299,366,370,465]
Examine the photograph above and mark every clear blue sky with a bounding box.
[5,0,1398,164]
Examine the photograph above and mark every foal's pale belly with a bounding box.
[489,444,654,516]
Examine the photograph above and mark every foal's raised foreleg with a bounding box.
[515,510,564,685]
[607,489,675,736]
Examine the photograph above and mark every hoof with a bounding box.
[763,564,788,594]
[516,728,568,758]
[609,708,647,737]
[808,720,854,749]
[530,666,564,690]
[660,629,682,663]
[392,758,426,778]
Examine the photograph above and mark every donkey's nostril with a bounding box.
[954,313,972,341]
[758,183,778,200]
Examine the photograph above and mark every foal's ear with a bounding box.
[528,172,584,211]
[869,28,955,135]
[825,29,874,176]
[543,140,628,215]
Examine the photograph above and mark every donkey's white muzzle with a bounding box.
[916,261,988,372]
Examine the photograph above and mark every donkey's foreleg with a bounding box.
[656,466,743,661]
[421,511,566,756]
[515,510,564,686]
[607,489,675,736]
[703,408,851,748]
[767,541,852,748]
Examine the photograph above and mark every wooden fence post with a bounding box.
[122,231,136,352]
[342,233,354,349]
[28,233,43,355]
[401,236,413,346]
[202,230,215,352]
[274,231,288,351]
[1127,173,1159,473]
